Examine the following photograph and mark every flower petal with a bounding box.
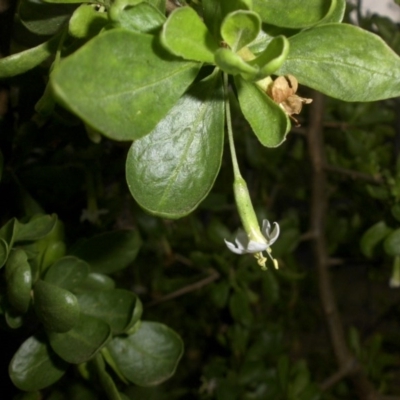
[224,239,246,254]
[246,240,268,253]
[262,219,271,237]
[235,229,249,248]
[268,222,280,245]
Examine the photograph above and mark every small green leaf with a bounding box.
[19,0,77,36]
[384,229,400,257]
[77,289,142,335]
[15,214,58,242]
[253,0,335,28]
[360,221,393,258]
[6,249,32,313]
[5,307,25,329]
[9,335,68,391]
[0,33,61,79]
[51,30,200,141]
[112,2,166,34]
[249,35,289,79]
[76,273,116,292]
[234,76,290,147]
[68,4,108,38]
[278,23,400,101]
[323,0,346,23]
[126,71,225,218]
[33,280,80,332]
[48,314,111,364]
[0,238,8,269]
[214,48,258,78]
[70,230,141,274]
[44,256,90,290]
[106,321,184,386]
[91,354,123,400]
[161,7,219,63]
[221,10,261,52]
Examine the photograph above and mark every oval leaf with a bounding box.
[278,23,400,101]
[47,314,111,364]
[253,0,335,28]
[221,10,261,52]
[360,221,393,258]
[6,249,32,313]
[51,30,200,141]
[69,4,108,38]
[126,71,225,218]
[76,289,142,335]
[214,48,258,79]
[70,230,141,274]
[15,214,58,242]
[33,280,80,332]
[234,76,290,147]
[106,321,184,386]
[9,335,68,391]
[384,229,400,257]
[44,256,90,290]
[161,6,219,63]
[75,273,116,292]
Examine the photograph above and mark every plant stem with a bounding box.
[223,73,242,179]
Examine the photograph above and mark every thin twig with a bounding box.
[324,164,383,185]
[146,270,220,307]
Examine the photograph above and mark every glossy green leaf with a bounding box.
[51,30,200,141]
[214,48,258,78]
[77,289,142,335]
[161,7,219,63]
[112,2,166,34]
[323,0,346,23]
[19,0,77,36]
[92,354,123,400]
[221,10,261,52]
[0,34,61,79]
[0,238,8,268]
[126,71,225,218]
[6,249,32,313]
[41,241,67,272]
[234,76,290,147]
[107,321,184,386]
[15,214,58,242]
[253,0,335,28]
[9,335,68,391]
[360,221,393,258]
[5,307,25,329]
[34,280,80,332]
[70,230,141,274]
[249,35,289,79]
[69,5,108,38]
[278,24,400,101]
[76,273,116,292]
[48,314,111,364]
[44,256,90,290]
[384,229,400,257]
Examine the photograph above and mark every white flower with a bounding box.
[225,220,280,254]
[225,220,280,270]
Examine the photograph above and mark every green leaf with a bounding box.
[70,230,141,274]
[51,30,200,141]
[15,214,58,242]
[0,238,8,269]
[19,0,77,36]
[384,228,400,257]
[76,273,116,292]
[221,10,261,52]
[44,256,90,290]
[323,0,346,23]
[360,221,393,258]
[77,289,142,335]
[249,35,289,78]
[92,354,123,400]
[253,0,335,28]
[68,4,108,38]
[9,335,68,391]
[33,280,80,332]
[161,7,219,63]
[47,314,111,364]
[278,24,400,101]
[106,321,184,386]
[214,48,258,78]
[6,249,32,313]
[0,33,61,79]
[112,2,166,34]
[126,71,225,218]
[234,76,290,147]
